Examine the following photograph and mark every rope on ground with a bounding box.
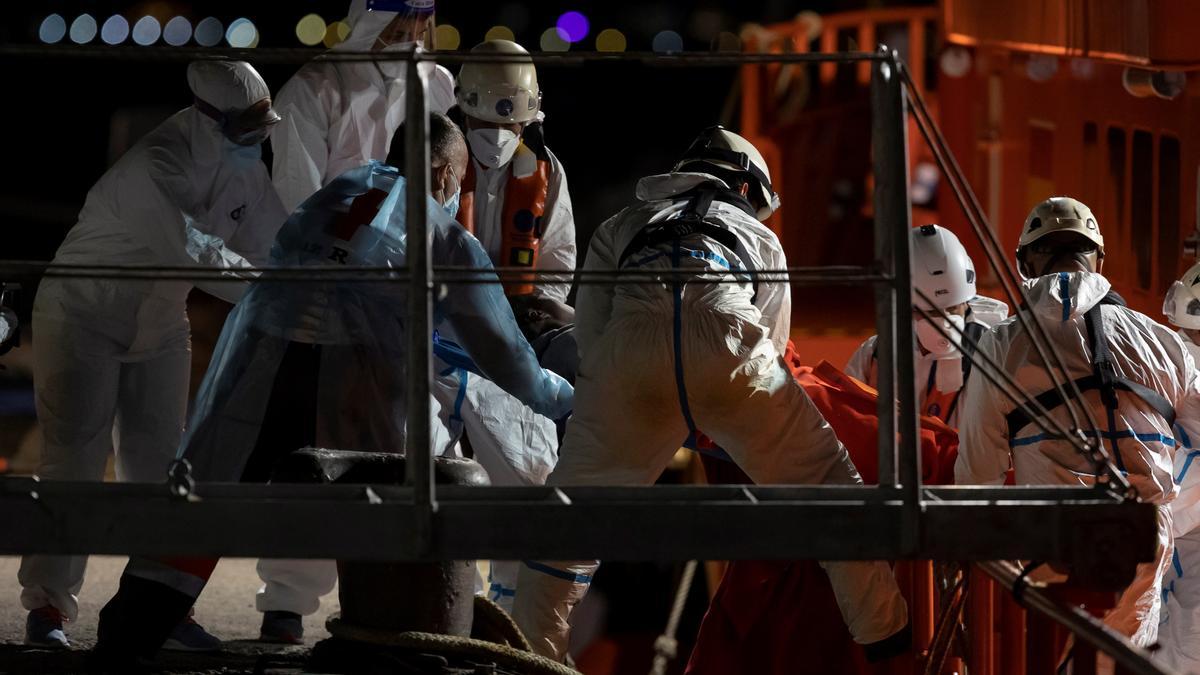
[650,559,699,675]
[472,595,533,652]
[326,603,578,675]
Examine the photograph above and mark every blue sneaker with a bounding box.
[259,610,304,645]
[25,606,69,648]
[162,617,221,652]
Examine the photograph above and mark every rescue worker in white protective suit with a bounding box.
[271,0,455,212]
[19,60,285,652]
[845,224,1008,427]
[511,126,911,662]
[89,113,574,668]
[259,0,456,640]
[431,38,579,612]
[956,196,1200,649]
[1156,261,1200,673]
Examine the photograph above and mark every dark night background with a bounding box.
[0,0,905,283]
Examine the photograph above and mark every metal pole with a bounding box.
[870,52,898,488]
[870,46,920,552]
[404,53,435,550]
[977,561,1171,675]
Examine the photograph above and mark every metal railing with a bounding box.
[0,42,1167,669]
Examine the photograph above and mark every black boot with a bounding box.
[90,573,195,670]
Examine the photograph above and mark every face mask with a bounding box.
[914,314,966,358]
[224,140,263,169]
[229,126,272,147]
[440,173,461,218]
[467,127,519,170]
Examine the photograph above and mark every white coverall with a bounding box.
[844,296,1009,427]
[258,0,456,614]
[511,172,909,660]
[1157,330,1200,673]
[956,271,1200,647]
[21,74,286,621]
[432,147,578,610]
[270,0,456,212]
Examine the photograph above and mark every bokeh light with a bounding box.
[484,25,515,42]
[296,14,326,46]
[435,24,461,50]
[101,15,129,45]
[323,20,351,48]
[131,16,161,45]
[194,17,224,47]
[163,16,192,46]
[540,27,569,52]
[226,18,258,48]
[70,14,98,44]
[555,11,589,43]
[652,30,683,54]
[595,28,626,52]
[39,14,67,44]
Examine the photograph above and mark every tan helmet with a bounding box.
[673,125,781,221]
[1017,196,1104,255]
[456,40,540,124]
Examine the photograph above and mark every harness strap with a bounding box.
[617,188,759,301]
[1003,299,1176,459]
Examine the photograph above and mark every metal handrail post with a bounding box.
[870,45,920,552]
[403,52,435,551]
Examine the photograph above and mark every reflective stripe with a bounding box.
[1176,423,1194,450]
[488,583,516,598]
[1009,429,1176,448]
[522,560,592,584]
[1104,404,1128,474]
[1059,272,1071,322]
[1177,451,1200,485]
[625,246,749,278]
[449,369,468,424]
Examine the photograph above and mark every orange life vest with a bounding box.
[456,123,551,296]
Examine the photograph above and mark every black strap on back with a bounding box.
[617,188,759,299]
[1004,296,1177,448]
[959,321,986,383]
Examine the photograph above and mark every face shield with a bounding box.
[366,0,437,49]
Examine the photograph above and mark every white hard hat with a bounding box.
[1017,196,1104,255]
[673,125,780,221]
[456,40,540,124]
[911,224,976,310]
[1164,261,1200,329]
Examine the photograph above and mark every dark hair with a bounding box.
[386,111,465,173]
[683,161,766,212]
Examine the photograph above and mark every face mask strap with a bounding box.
[193,96,229,128]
